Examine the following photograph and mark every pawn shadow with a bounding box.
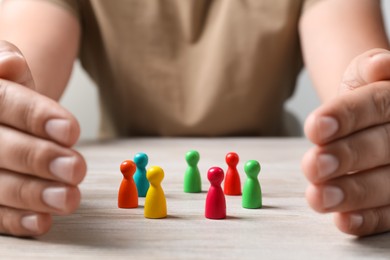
[226,215,243,220]
[260,205,283,210]
[165,214,184,220]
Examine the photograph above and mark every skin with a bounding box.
[300,0,390,236]
[0,0,388,237]
[0,0,84,236]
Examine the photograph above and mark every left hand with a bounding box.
[302,48,390,236]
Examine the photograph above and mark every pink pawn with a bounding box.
[224,152,242,195]
[118,160,138,208]
[205,167,226,219]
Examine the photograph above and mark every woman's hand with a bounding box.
[0,41,86,237]
[303,48,390,236]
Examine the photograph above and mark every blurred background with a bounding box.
[59,1,390,140]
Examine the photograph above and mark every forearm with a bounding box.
[0,0,80,100]
[299,0,389,102]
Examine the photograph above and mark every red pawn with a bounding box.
[205,167,226,219]
[118,160,138,208]
[224,152,242,195]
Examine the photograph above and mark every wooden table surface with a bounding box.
[1,138,389,259]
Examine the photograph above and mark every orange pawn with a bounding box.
[224,152,242,195]
[118,160,138,208]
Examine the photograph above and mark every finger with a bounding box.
[0,207,51,237]
[334,206,390,237]
[306,165,390,213]
[0,170,81,215]
[0,40,35,89]
[340,48,390,92]
[302,122,390,183]
[0,125,86,185]
[305,80,390,145]
[0,78,80,146]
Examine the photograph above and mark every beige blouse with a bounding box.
[39,0,320,138]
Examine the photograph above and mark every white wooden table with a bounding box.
[1,138,389,259]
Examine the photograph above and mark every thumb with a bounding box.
[340,48,390,93]
[0,40,35,89]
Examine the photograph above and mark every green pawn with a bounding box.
[242,160,262,209]
[184,150,202,193]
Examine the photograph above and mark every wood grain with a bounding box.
[1,138,389,259]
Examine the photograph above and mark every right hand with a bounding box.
[0,41,86,237]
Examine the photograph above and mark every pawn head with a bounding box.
[244,160,261,178]
[147,166,164,184]
[185,150,200,166]
[226,152,239,167]
[134,152,148,168]
[207,167,224,185]
[120,160,136,178]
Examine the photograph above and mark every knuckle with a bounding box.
[349,177,370,205]
[21,142,35,174]
[0,81,9,111]
[341,79,362,91]
[0,207,20,236]
[384,176,390,208]
[23,140,54,177]
[339,139,358,172]
[341,58,366,90]
[14,177,30,206]
[368,208,383,234]
[0,208,10,234]
[342,99,358,134]
[21,96,39,134]
[371,85,390,121]
[382,125,390,160]
[18,139,39,175]
[32,141,54,170]
[12,177,39,210]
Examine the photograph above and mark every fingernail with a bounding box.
[42,187,67,210]
[318,116,338,140]
[50,157,76,183]
[349,214,364,230]
[371,51,390,60]
[323,186,344,209]
[317,154,339,179]
[0,51,17,62]
[45,119,71,144]
[21,215,40,233]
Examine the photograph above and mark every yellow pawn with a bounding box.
[144,166,167,219]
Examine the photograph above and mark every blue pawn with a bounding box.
[134,153,149,197]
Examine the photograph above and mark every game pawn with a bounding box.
[144,166,167,219]
[223,152,242,195]
[242,160,262,209]
[205,167,226,219]
[134,152,150,197]
[118,160,138,208]
[184,150,202,193]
